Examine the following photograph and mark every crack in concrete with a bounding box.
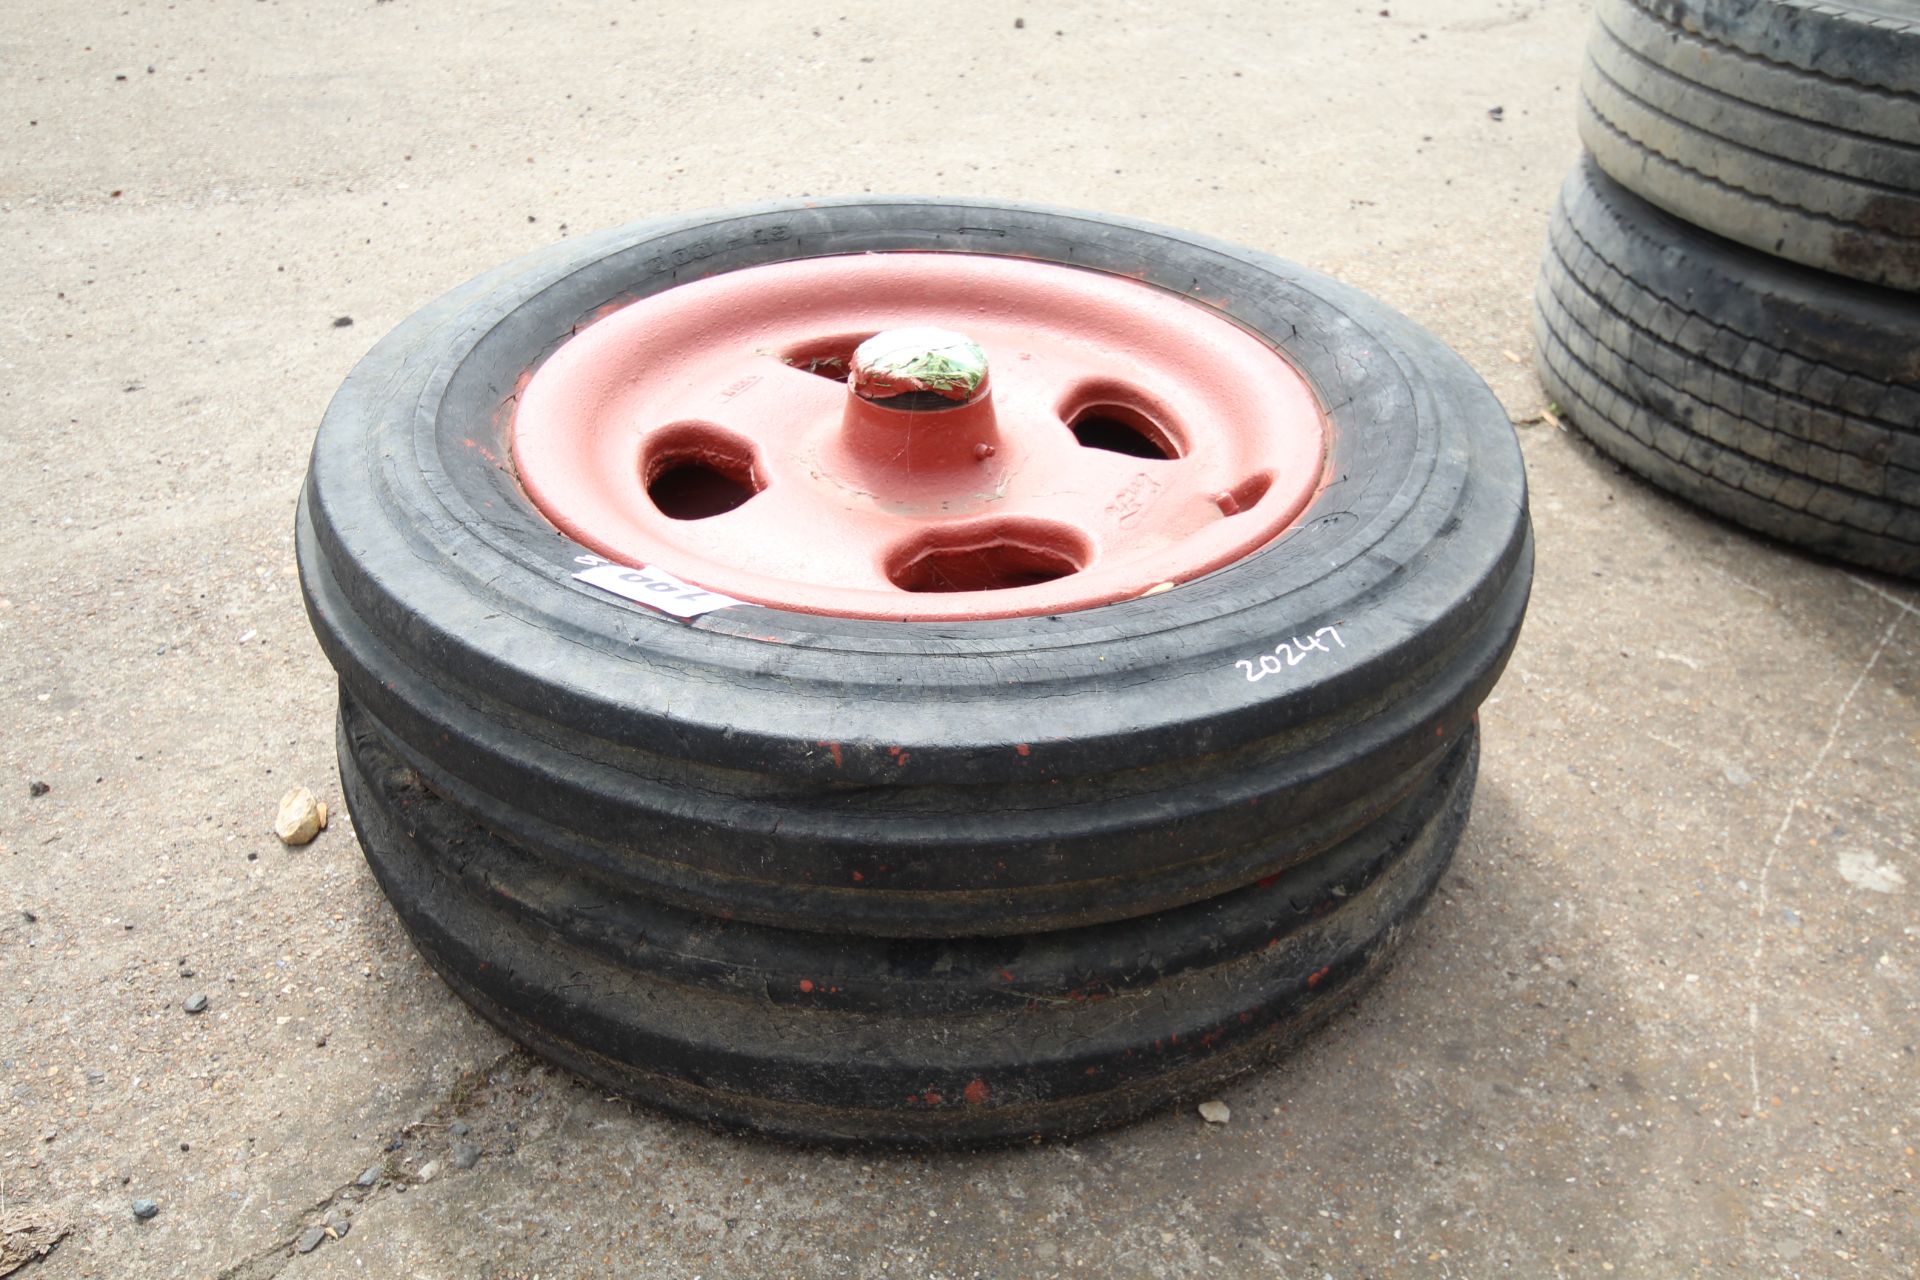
[1746,602,1905,1119]
[211,1048,527,1280]
[1845,574,1920,618]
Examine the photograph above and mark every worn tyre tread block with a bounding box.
[1536,309,1920,572]
[1597,2,1920,173]
[1538,252,1920,503]
[1604,0,1920,142]
[1539,224,1920,463]
[1556,151,1920,402]
[340,701,1475,1146]
[1533,158,1920,577]
[1629,0,1920,97]
[1582,54,1920,229]
[1535,283,1919,544]
[1542,160,1920,506]
[1583,0,1920,289]
[1578,102,1920,293]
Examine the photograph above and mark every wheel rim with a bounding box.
[512,252,1329,620]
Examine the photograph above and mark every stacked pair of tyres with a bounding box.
[1538,0,1920,577]
[299,198,1533,1146]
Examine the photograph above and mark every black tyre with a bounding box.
[341,693,1478,1146]
[1635,0,1920,94]
[1580,0,1920,291]
[300,197,1532,1142]
[1535,156,1920,576]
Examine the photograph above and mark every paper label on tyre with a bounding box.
[572,559,751,619]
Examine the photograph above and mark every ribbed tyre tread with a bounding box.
[300,195,1533,1143]
[340,691,1477,1147]
[1580,0,1920,290]
[1534,158,1920,576]
[1634,0,1920,95]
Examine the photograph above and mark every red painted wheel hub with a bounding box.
[512,253,1328,620]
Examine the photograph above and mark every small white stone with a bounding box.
[274,787,325,845]
[1197,1100,1231,1125]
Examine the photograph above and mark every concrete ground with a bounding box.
[3,0,1915,1275]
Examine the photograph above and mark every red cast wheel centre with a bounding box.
[512,253,1329,620]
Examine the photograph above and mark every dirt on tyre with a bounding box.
[1579,0,1920,291]
[1536,157,1920,578]
[299,197,1533,1144]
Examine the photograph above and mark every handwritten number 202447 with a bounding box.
[1234,626,1345,682]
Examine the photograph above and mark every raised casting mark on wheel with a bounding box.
[1234,626,1345,682]
[572,554,749,619]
